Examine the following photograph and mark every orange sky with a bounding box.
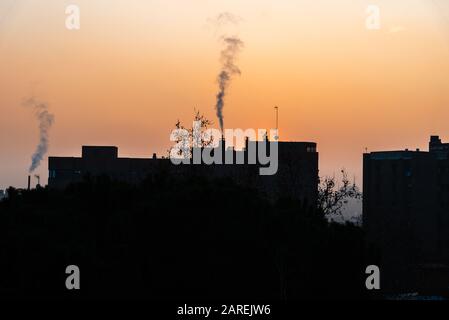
[1,0,449,189]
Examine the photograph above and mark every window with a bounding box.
[306,146,316,153]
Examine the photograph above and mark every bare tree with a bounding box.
[318,169,362,217]
[169,109,215,158]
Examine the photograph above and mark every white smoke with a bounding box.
[209,12,244,132]
[215,36,244,132]
[23,97,55,173]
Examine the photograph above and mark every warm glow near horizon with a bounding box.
[1,0,449,189]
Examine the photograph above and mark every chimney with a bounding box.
[221,136,226,164]
[27,175,31,190]
[244,137,249,164]
[264,130,270,157]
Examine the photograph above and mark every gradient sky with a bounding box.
[1,0,449,190]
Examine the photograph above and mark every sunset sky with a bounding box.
[1,0,449,189]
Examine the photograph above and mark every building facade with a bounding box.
[363,136,449,293]
[49,140,319,206]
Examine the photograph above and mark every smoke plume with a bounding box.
[215,36,244,132]
[23,97,55,173]
[207,12,243,35]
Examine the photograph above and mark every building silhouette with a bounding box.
[363,135,449,294]
[48,139,318,206]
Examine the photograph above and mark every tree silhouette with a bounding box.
[169,109,215,158]
[318,169,362,218]
[0,174,371,300]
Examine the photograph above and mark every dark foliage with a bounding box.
[0,174,373,300]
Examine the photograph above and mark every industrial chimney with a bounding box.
[27,175,31,191]
[221,136,226,163]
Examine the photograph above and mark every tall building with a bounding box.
[49,140,319,206]
[363,136,449,293]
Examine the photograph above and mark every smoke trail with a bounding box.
[207,12,243,36]
[215,36,244,132]
[23,97,55,173]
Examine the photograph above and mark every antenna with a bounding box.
[274,106,279,130]
[274,106,279,141]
